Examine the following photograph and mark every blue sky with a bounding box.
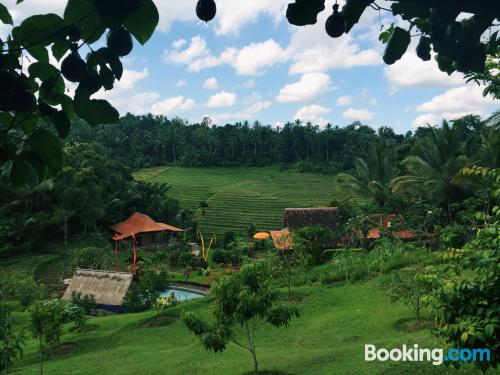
[3,0,499,133]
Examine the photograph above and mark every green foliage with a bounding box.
[123,270,170,312]
[182,261,299,375]
[293,225,336,265]
[70,291,97,315]
[211,248,232,264]
[439,224,467,250]
[1,0,159,187]
[0,274,45,309]
[386,265,434,322]
[0,303,25,374]
[72,247,113,271]
[30,299,85,374]
[431,166,500,371]
[154,294,177,316]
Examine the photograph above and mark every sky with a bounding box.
[2,0,499,133]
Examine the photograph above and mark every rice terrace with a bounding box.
[0,0,499,375]
[135,166,344,235]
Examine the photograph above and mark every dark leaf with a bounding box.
[64,0,105,44]
[29,128,63,172]
[75,98,119,127]
[12,14,66,47]
[0,3,13,25]
[48,110,71,138]
[123,0,159,45]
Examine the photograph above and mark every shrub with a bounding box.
[70,292,97,315]
[0,303,25,373]
[0,275,45,309]
[293,225,336,265]
[73,247,113,270]
[123,270,170,312]
[211,248,231,264]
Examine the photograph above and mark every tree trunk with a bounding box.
[64,215,68,247]
[251,348,259,375]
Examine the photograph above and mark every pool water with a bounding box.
[160,288,205,301]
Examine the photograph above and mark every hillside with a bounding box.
[134,166,345,235]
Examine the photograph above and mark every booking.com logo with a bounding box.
[365,344,491,366]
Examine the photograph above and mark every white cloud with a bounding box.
[415,85,496,114]
[294,104,330,125]
[277,73,333,103]
[114,68,149,90]
[172,39,187,49]
[93,68,156,114]
[165,37,287,76]
[242,79,256,88]
[165,35,211,65]
[223,39,288,76]
[214,0,288,36]
[175,79,187,87]
[336,95,353,106]
[342,108,375,121]
[286,1,381,75]
[206,91,237,108]
[411,85,497,128]
[209,93,271,123]
[151,96,196,115]
[384,50,464,91]
[203,77,219,90]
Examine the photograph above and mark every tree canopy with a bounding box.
[0,0,498,189]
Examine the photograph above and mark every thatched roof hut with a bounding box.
[283,207,339,231]
[62,269,134,307]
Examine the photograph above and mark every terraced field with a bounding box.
[134,166,346,235]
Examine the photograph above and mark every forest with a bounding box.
[1,0,499,373]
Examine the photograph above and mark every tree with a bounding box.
[391,120,468,217]
[293,225,336,265]
[0,0,159,187]
[335,140,396,225]
[387,264,433,323]
[431,166,500,371]
[0,304,25,374]
[30,300,85,375]
[182,261,299,375]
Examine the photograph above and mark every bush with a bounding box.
[73,247,113,270]
[212,248,231,264]
[0,275,45,309]
[123,270,170,312]
[70,291,97,314]
[294,225,336,265]
[0,303,25,373]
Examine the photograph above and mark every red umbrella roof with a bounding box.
[111,212,183,241]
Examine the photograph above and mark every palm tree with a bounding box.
[390,120,467,217]
[335,140,396,226]
[452,125,500,214]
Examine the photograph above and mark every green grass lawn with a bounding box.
[134,166,347,235]
[11,277,484,375]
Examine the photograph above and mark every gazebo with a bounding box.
[110,212,184,272]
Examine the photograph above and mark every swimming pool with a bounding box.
[160,287,206,301]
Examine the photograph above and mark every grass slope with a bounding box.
[12,279,482,375]
[134,166,346,235]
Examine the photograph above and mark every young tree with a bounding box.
[30,300,85,375]
[182,261,299,375]
[432,166,500,372]
[0,304,25,374]
[387,265,433,323]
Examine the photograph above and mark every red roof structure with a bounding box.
[365,214,415,240]
[111,212,183,241]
